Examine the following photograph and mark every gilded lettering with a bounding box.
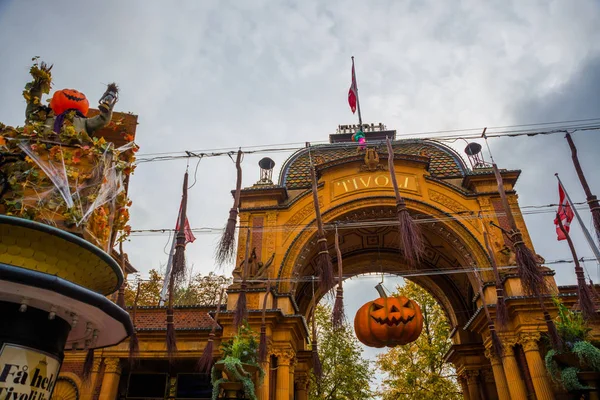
[352,178,359,190]
[359,176,371,187]
[374,175,389,186]
[337,181,349,192]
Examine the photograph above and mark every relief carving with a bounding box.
[359,148,386,172]
[283,196,324,243]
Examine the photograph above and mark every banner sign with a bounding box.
[0,344,61,400]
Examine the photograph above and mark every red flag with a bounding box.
[348,60,357,114]
[175,203,196,244]
[554,182,574,241]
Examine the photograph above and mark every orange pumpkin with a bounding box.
[50,89,89,116]
[354,294,423,348]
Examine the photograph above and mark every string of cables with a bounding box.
[133,117,600,164]
[128,201,589,237]
[125,257,598,284]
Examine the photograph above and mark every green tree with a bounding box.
[309,304,373,400]
[124,269,231,306]
[124,269,163,306]
[376,281,462,400]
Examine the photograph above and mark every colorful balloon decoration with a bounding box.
[352,130,366,149]
[354,290,423,348]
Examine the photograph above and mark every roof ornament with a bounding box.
[360,147,387,172]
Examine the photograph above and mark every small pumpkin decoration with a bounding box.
[354,284,423,348]
[50,89,89,116]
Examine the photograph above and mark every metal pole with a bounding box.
[352,56,363,128]
[159,233,177,306]
[555,173,600,264]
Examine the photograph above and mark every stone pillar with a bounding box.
[464,370,481,400]
[501,339,529,399]
[458,375,471,400]
[258,357,270,400]
[295,374,309,400]
[484,348,511,400]
[289,358,296,400]
[80,356,102,400]
[519,332,555,400]
[274,349,294,400]
[98,357,122,400]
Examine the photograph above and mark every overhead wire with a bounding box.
[125,257,598,283]
[132,118,600,164]
[127,201,589,237]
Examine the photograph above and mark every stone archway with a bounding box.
[230,133,560,400]
[278,197,488,337]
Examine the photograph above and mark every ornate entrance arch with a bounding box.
[226,129,560,400]
[280,198,487,335]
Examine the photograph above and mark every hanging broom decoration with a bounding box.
[128,280,141,365]
[116,242,126,309]
[259,280,271,364]
[82,347,94,381]
[309,162,335,292]
[565,132,600,243]
[310,278,323,383]
[491,164,546,297]
[473,270,503,358]
[556,214,597,320]
[197,287,225,374]
[332,225,345,329]
[216,149,243,266]
[490,163,562,349]
[480,218,509,329]
[233,228,251,329]
[166,171,191,359]
[386,137,423,266]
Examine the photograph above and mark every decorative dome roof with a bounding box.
[279,140,468,190]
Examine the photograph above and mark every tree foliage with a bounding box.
[124,269,231,307]
[309,304,373,400]
[376,281,462,400]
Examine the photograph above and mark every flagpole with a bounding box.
[555,173,600,264]
[565,132,600,242]
[352,56,363,128]
[159,235,177,306]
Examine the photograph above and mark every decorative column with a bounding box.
[295,374,309,400]
[464,370,481,400]
[458,375,471,400]
[289,358,297,400]
[484,348,510,400]
[258,356,270,400]
[80,356,102,400]
[98,357,122,400]
[273,349,294,400]
[519,332,555,400]
[501,338,529,399]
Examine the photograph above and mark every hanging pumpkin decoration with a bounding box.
[50,88,90,116]
[354,284,423,348]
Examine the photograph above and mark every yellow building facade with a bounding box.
[59,125,597,399]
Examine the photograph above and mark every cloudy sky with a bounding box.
[1,0,600,386]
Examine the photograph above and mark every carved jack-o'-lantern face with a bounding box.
[50,89,89,116]
[354,295,423,348]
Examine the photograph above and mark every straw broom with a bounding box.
[386,137,423,266]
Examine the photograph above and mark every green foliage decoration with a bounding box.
[553,297,591,346]
[544,297,600,392]
[211,323,264,400]
[561,367,591,392]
